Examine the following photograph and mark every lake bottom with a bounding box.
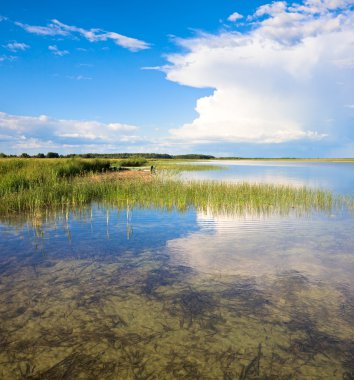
[0,205,353,379]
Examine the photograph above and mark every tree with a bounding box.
[46,152,59,158]
[20,153,30,158]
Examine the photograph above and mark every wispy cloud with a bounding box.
[4,41,30,52]
[77,63,94,67]
[48,45,69,56]
[16,19,150,52]
[0,55,17,62]
[67,75,92,80]
[15,20,68,36]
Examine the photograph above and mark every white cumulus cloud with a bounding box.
[227,12,243,22]
[0,112,143,153]
[164,0,354,145]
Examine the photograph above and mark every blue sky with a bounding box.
[0,0,353,157]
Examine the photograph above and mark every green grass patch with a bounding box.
[110,156,148,168]
[0,158,342,217]
[150,160,224,172]
[0,158,110,197]
[104,177,335,216]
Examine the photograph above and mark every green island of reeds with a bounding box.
[0,157,349,217]
[150,160,224,172]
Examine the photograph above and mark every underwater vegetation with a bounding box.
[1,247,354,379]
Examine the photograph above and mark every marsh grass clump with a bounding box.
[54,158,111,177]
[0,158,110,195]
[0,158,110,211]
[152,160,224,172]
[111,156,148,169]
[113,178,334,216]
[0,158,337,216]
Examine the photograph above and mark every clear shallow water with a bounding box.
[0,161,354,379]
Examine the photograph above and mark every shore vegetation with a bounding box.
[0,158,341,217]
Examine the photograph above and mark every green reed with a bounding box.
[0,158,109,207]
[0,158,110,185]
[111,156,148,168]
[0,158,339,216]
[105,177,334,215]
[150,160,224,172]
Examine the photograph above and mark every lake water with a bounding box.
[0,161,353,379]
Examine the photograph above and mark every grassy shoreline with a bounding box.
[0,158,341,217]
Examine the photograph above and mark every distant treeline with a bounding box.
[0,152,62,158]
[0,152,216,159]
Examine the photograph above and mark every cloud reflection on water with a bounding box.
[167,209,354,287]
